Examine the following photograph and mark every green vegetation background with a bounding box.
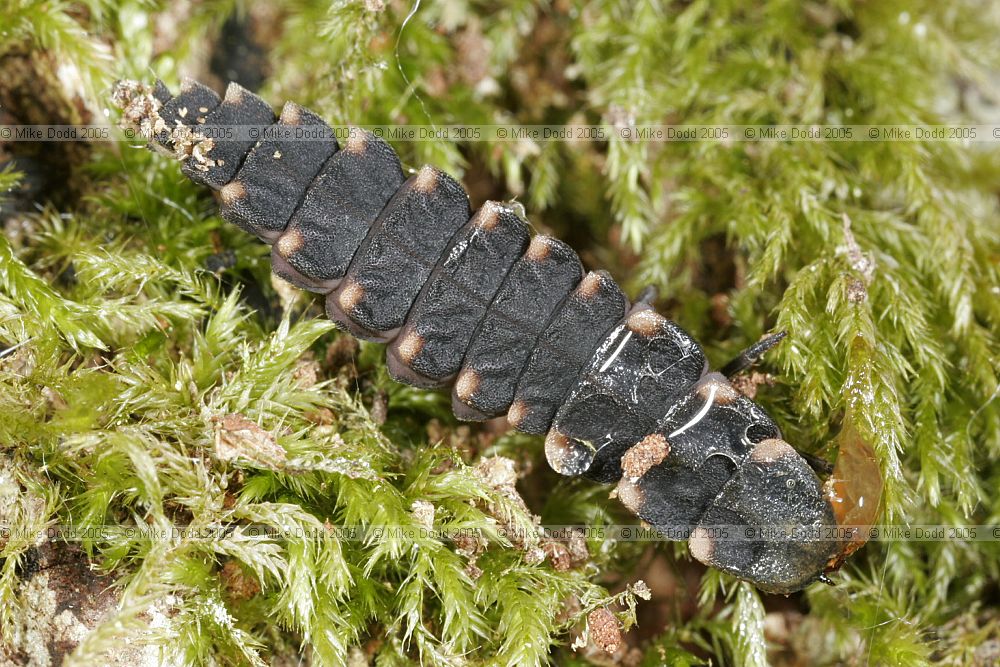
[1,1,998,665]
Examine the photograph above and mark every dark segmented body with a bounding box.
[273,131,405,292]
[387,202,531,388]
[453,235,583,421]
[512,270,629,435]
[327,166,471,342]
[547,308,708,483]
[116,79,843,594]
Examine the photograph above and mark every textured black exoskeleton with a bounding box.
[113,78,848,594]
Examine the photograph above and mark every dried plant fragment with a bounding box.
[212,413,287,468]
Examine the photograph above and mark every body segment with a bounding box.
[181,83,275,188]
[221,102,338,242]
[326,166,471,341]
[511,270,629,434]
[452,235,583,420]
[272,130,405,292]
[387,201,530,388]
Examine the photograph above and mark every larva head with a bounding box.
[692,421,882,593]
[687,438,841,594]
[611,373,851,594]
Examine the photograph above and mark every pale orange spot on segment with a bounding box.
[688,527,715,564]
[280,102,302,125]
[507,399,530,429]
[750,438,796,464]
[474,202,501,230]
[413,165,438,193]
[345,128,367,154]
[525,236,551,261]
[578,272,603,298]
[338,280,365,313]
[220,181,246,207]
[397,329,425,365]
[626,309,664,337]
[276,230,304,258]
[696,376,740,405]
[456,369,480,402]
[224,83,245,104]
[614,478,644,514]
